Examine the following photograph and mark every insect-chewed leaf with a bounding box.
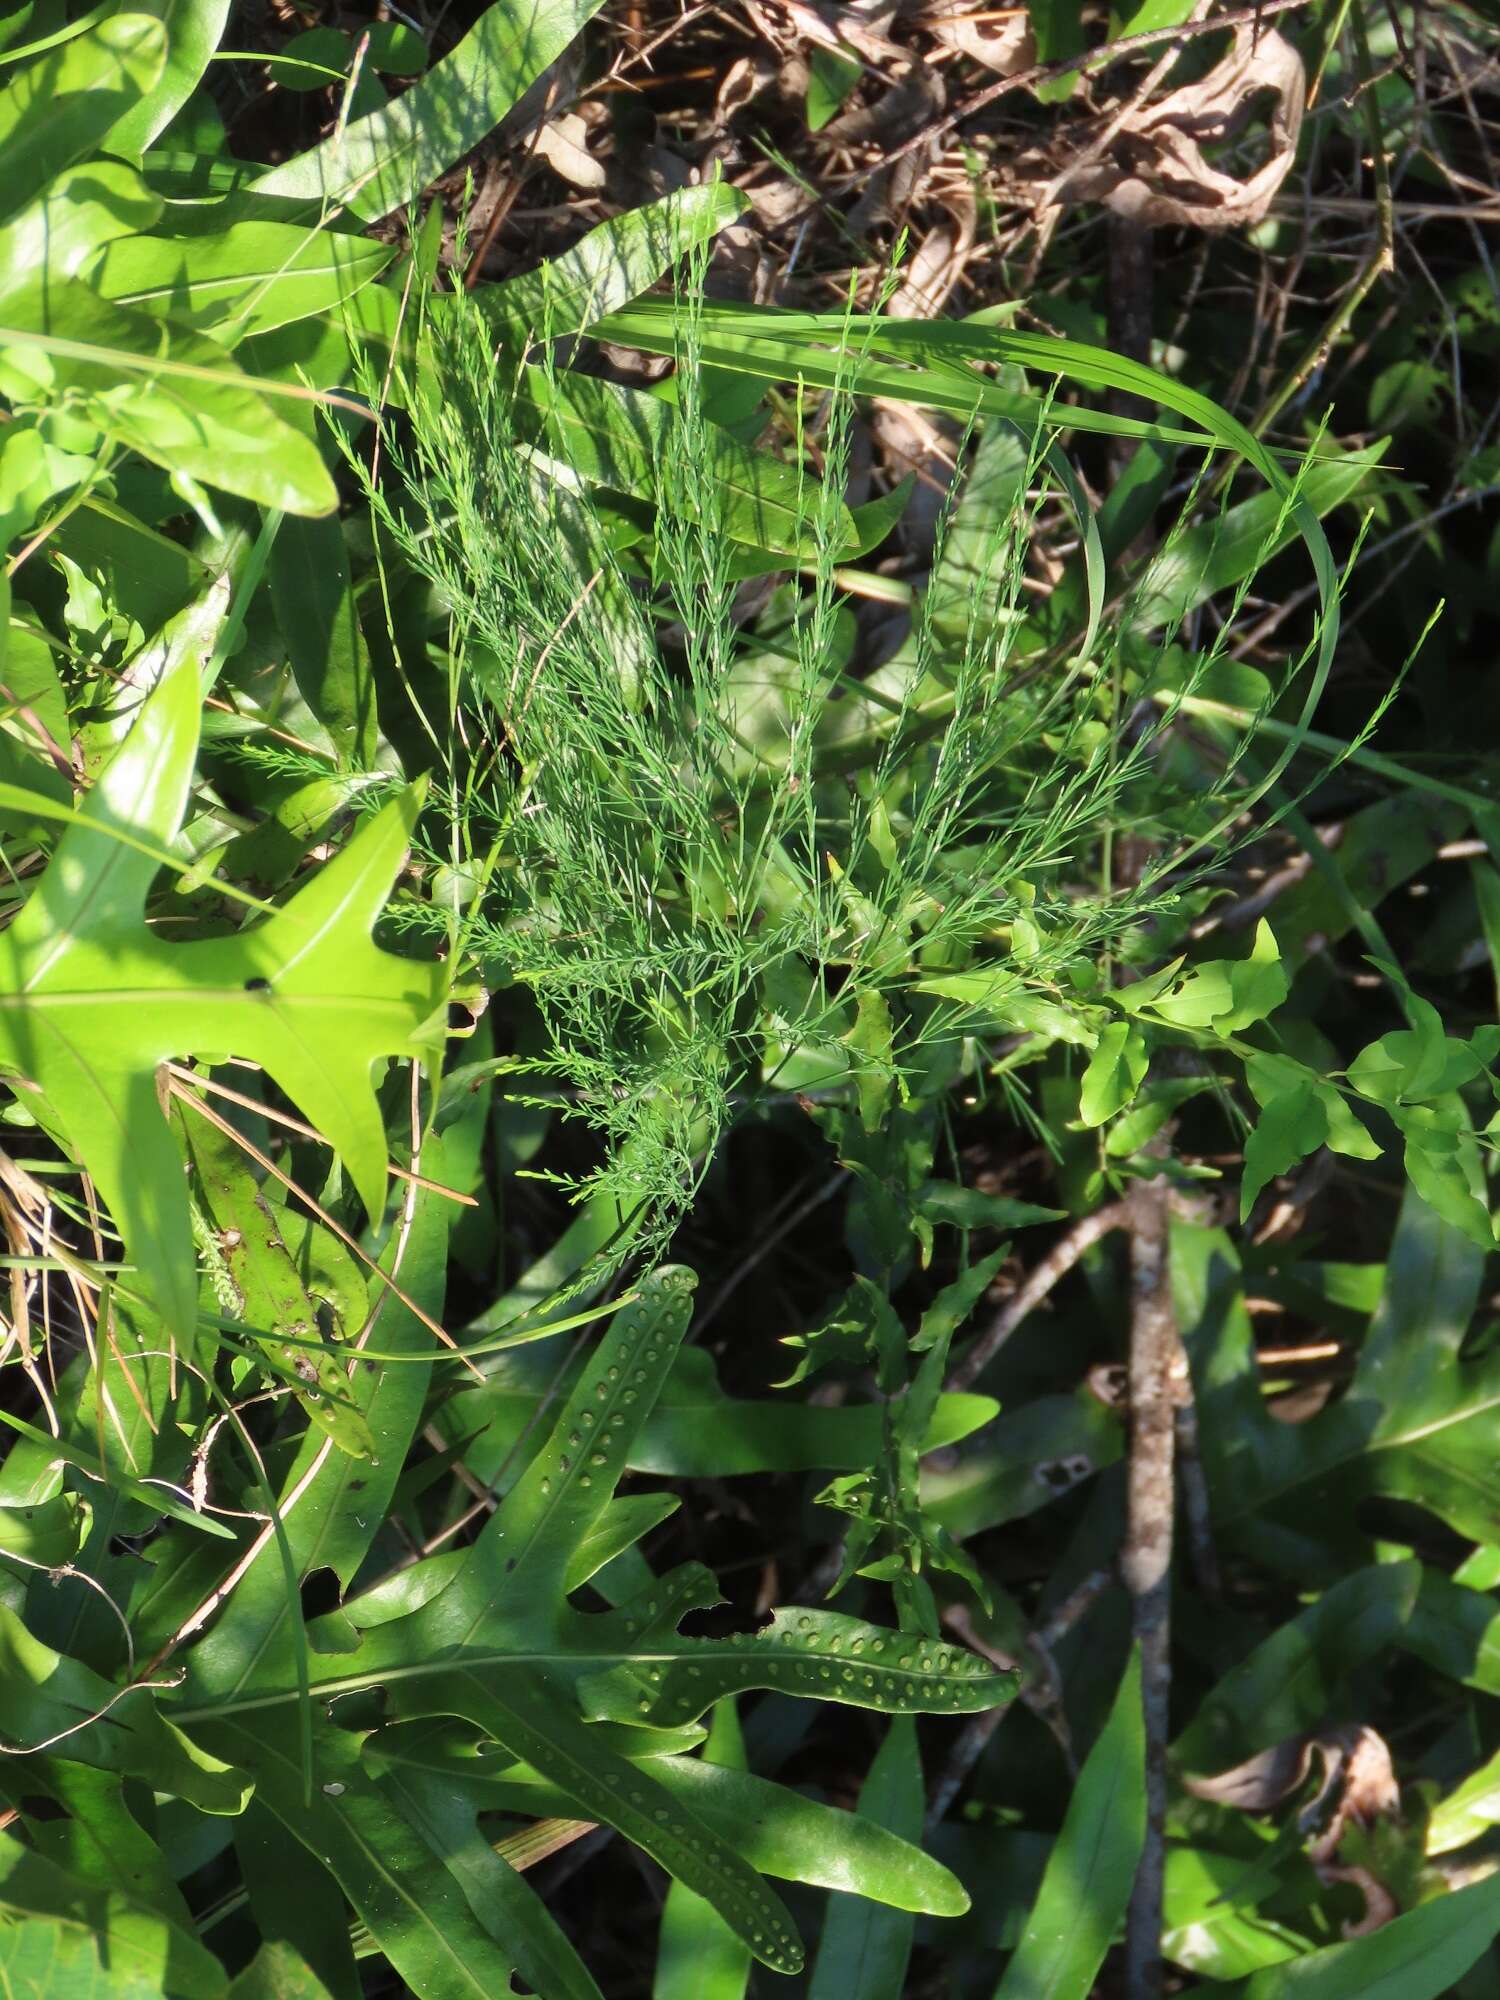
[579,1607,1014,1728]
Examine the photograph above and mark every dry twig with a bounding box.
[947,1202,1129,1392]
[1121,1171,1182,2000]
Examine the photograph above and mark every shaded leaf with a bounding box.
[994,1648,1145,2000]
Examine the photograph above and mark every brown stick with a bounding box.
[946,1203,1129,1393]
[1122,1173,1179,2000]
[926,1573,1113,1833]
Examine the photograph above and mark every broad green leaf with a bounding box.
[422,1662,806,1974]
[89,222,395,343]
[1393,1099,1494,1250]
[654,1701,750,2000]
[807,45,862,130]
[229,1942,339,2000]
[0,655,446,1333]
[234,1805,360,2000]
[1427,1745,1500,1855]
[566,1492,679,1590]
[0,161,161,288]
[924,1388,1124,1534]
[846,986,895,1133]
[0,1605,249,1810]
[0,14,165,220]
[1079,1019,1147,1126]
[0,276,337,513]
[808,1718,921,2000]
[1403,1569,1500,1699]
[911,971,1092,1048]
[195,1715,550,2000]
[1126,442,1386,638]
[993,1648,1145,1999]
[0,1493,86,1566]
[366,1722,968,1915]
[1139,922,1290,1035]
[448,1340,997,1480]
[0,418,94,548]
[450,1267,701,1635]
[364,22,428,75]
[8,1762,225,1999]
[1175,1563,1422,1773]
[1174,1191,1493,1562]
[103,0,232,155]
[0,1834,175,1999]
[182,1113,377,1458]
[251,0,607,222]
[377,1759,606,2000]
[480,183,751,341]
[1346,1027,1484,1107]
[0,1913,167,2000]
[1244,1052,1380,1178]
[916,1185,1063,1232]
[1161,1846,1308,1980]
[654,1756,968,1914]
[1239,1873,1500,2000]
[1240,1083,1328,1220]
[267,27,353,93]
[269,510,381,769]
[50,497,212,636]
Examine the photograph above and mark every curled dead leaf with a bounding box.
[1185,1725,1403,1936]
[1039,23,1307,231]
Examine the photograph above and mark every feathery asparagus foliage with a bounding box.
[358,270,1326,1264]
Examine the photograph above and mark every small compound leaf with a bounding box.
[1079,1020,1148,1127]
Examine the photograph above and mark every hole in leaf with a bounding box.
[300,1566,340,1620]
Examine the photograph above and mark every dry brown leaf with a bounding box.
[775,0,905,65]
[1183,1734,1316,1811]
[1185,1725,1403,1935]
[1043,22,1306,231]
[924,2,1034,78]
[741,174,820,229]
[532,111,606,190]
[714,52,779,126]
[888,185,977,317]
[820,54,946,147]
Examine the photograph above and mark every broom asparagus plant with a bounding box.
[3,3,1500,1996]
